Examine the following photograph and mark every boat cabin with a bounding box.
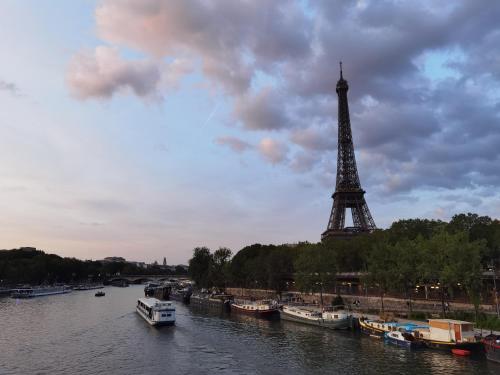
[427,319,475,343]
[136,297,175,325]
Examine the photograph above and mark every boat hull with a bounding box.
[231,304,278,317]
[359,320,386,338]
[280,310,351,329]
[190,295,232,311]
[136,307,175,326]
[11,289,71,298]
[423,340,482,352]
[384,336,424,349]
[483,335,500,363]
[170,292,191,304]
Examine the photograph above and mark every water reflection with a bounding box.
[0,287,496,375]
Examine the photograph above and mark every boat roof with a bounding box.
[428,319,472,325]
[138,297,173,308]
[397,323,428,331]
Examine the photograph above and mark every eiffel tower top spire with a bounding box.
[322,63,376,240]
[337,61,348,92]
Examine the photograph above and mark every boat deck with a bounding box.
[352,312,500,336]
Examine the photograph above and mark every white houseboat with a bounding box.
[136,297,176,326]
[11,286,71,298]
[280,305,352,329]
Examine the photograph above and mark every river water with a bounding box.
[0,285,498,375]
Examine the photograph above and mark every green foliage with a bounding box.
[211,247,232,289]
[188,247,213,288]
[294,243,336,293]
[0,248,186,285]
[388,218,446,241]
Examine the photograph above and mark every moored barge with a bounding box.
[280,305,352,329]
[231,300,279,317]
[11,286,71,298]
[413,319,482,351]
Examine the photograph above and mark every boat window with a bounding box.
[461,324,473,332]
[167,314,171,317]
[161,314,166,317]
[334,315,338,319]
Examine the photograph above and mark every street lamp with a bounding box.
[488,263,499,318]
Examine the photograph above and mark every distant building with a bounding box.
[100,256,126,263]
[19,247,37,252]
[163,257,167,266]
[128,261,147,269]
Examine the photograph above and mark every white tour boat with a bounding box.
[11,286,72,298]
[280,305,352,329]
[136,297,176,326]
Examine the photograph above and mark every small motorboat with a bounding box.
[95,291,105,297]
[384,331,424,349]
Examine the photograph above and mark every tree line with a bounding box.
[0,248,187,285]
[189,213,500,315]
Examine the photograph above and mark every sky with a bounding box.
[1,0,500,264]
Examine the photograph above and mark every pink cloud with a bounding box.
[258,138,288,164]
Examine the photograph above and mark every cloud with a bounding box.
[0,79,21,96]
[258,138,288,164]
[71,0,500,197]
[290,126,336,151]
[215,136,252,153]
[94,0,311,95]
[290,151,321,173]
[234,88,289,131]
[67,46,162,99]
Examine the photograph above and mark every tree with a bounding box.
[366,239,399,314]
[266,247,295,295]
[211,247,232,289]
[388,218,446,242]
[447,213,492,234]
[392,238,423,314]
[419,230,484,318]
[294,243,336,306]
[188,247,213,288]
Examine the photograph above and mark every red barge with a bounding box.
[230,300,279,317]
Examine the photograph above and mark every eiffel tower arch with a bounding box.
[322,63,376,240]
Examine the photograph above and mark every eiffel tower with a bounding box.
[322,63,376,240]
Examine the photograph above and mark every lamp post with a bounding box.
[489,263,499,318]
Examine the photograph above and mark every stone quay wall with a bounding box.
[226,288,497,316]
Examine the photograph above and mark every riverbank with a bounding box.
[226,287,500,331]
[226,288,497,314]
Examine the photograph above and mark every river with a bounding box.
[0,285,497,374]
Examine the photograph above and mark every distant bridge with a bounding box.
[107,275,190,284]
